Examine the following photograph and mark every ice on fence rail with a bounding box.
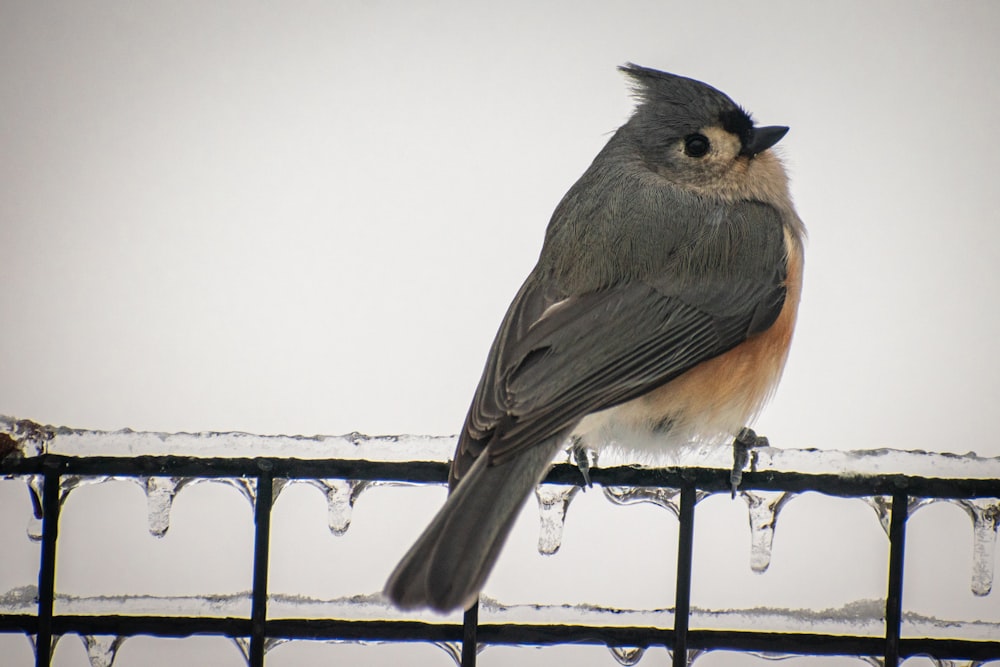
[864,496,998,598]
[6,416,1000,600]
[602,485,793,577]
[0,416,456,461]
[4,586,996,643]
[6,416,1000,482]
[0,585,252,617]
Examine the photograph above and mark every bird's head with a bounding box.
[619,63,789,200]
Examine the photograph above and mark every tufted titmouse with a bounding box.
[385,64,805,612]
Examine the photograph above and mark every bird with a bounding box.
[384,63,805,613]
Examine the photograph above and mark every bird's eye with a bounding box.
[684,134,710,158]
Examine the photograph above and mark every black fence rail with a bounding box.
[3,442,1000,666]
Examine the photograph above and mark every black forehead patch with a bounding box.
[719,107,754,139]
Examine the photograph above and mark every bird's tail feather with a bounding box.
[384,436,563,612]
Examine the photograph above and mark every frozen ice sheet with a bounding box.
[0,416,455,462]
[4,416,999,481]
[0,585,251,617]
[3,587,996,642]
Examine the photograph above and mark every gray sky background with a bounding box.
[2,2,1000,666]
[3,1,999,458]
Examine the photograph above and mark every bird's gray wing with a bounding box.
[451,200,788,482]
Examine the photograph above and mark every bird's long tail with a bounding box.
[384,436,564,612]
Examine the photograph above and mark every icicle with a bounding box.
[216,475,286,511]
[233,636,287,665]
[535,485,580,555]
[741,491,795,573]
[863,496,934,537]
[30,634,63,662]
[26,514,43,542]
[221,477,259,507]
[863,495,892,536]
[609,645,646,665]
[26,475,44,541]
[269,477,289,508]
[82,635,125,667]
[433,641,463,667]
[747,651,802,662]
[304,479,373,536]
[324,480,359,535]
[955,498,1000,597]
[232,637,251,666]
[24,474,93,541]
[263,638,287,654]
[604,486,684,518]
[669,647,703,666]
[141,477,187,538]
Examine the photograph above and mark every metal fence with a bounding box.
[2,421,1000,667]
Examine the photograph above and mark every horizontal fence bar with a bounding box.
[3,615,998,661]
[3,455,1000,499]
[0,615,37,634]
[52,615,250,637]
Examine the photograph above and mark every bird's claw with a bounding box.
[570,440,595,489]
[731,427,767,498]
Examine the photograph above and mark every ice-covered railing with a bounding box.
[2,415,1000,667]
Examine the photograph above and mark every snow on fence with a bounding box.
[1,416,999,667]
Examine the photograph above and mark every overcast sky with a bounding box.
[2,2,999,666]
[3,1,1000,461]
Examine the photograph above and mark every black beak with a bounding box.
[740,125,789,157]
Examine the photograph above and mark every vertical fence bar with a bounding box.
[35,463,61,667]
[249,461,274,667]
[672,482,697,667]
[884,489,908,667]
[461,599,479,667]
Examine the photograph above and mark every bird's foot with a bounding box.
[731,427,767,498]
[569,438,596,489]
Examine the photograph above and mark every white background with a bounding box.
[2,1,999,665]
